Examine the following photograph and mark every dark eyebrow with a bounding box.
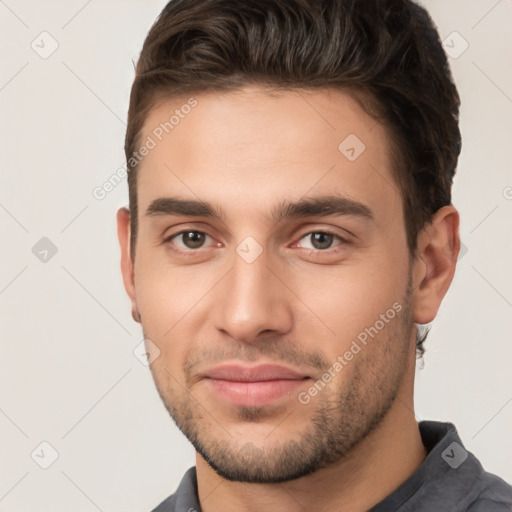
[145,195,374,224]
[270,195,374,224]
[146,197,226,221]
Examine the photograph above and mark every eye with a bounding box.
[297,231,345,251]
[166,230,214,250]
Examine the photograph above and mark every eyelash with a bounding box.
[163,229,349,256]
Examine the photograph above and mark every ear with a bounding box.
[116,207,141,323]
[412,205,460,324]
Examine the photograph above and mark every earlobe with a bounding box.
[116,207,140,323]
[131,306,141,323]
[412,206,460,324]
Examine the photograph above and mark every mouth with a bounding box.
[201,363,311,407]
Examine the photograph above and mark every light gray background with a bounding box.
[1,1,511,511]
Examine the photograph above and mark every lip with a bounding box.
[203,363,309,382]
[202,364,310,407]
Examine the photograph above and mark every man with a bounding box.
[117,0,512,510]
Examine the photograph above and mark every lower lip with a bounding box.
[205,378,308,407]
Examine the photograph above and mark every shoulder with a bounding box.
[465,472,512,512]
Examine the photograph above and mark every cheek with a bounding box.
[134,250,207,316]
[134,271,194,378]
[133,256,219,367]
[289,252,408,348]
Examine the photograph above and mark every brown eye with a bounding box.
[299,232,342,251]
[310,233,334,250]
[169,231,212,250]
[182,231,206,248]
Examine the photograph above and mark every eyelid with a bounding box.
[161,220,224,241]
[293,225,352,243]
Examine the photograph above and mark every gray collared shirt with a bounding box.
[150,421,512,511]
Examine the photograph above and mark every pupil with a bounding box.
[311,233,332,250]
[184,231,205,248]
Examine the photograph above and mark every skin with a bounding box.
[117,85,460,511]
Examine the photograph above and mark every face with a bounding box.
[121,86,418,483]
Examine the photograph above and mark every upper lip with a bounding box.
[202,364,310,382]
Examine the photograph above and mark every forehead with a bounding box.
[135,85,401,224]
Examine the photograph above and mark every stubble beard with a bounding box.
[148,284,414,484]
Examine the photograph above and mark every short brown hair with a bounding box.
[125,0,462,353]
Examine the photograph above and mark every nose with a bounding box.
[212,248,294,344]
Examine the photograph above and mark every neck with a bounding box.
[196,357,426,512]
